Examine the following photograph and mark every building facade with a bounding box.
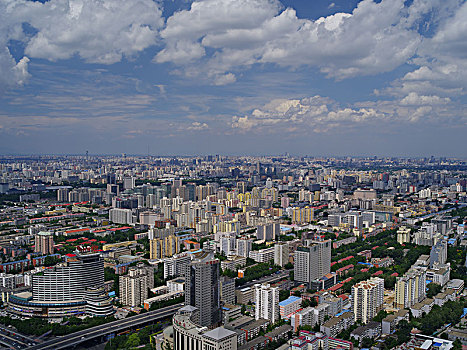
[254,283,279,323]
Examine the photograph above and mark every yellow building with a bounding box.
[102,241,137,251]
[394,268,426,309]
[291,207,314,224]
[149,235,179,260]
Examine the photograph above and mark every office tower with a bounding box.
[34,231,54,255]
[33,252,104,301]
[352,277,384,324]
[150,235,179,260]
[8,252,113,318]
[119,263,153,307]
[123,176,135,190]
[254,283,279,323]
[220,276,235,304]
[57,188,69,202]
[394,268,427,309]
[294,240,331,286]
[274,242,289,267]
[185,251,221,327]
[256,223,280,241]
[430,239,447,268]
[237,238,252,258]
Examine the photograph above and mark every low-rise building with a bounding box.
[320,311,354,337]
[172,306,237,350]
[410,298,434,318]
[351,321,381,341]
[381,309,409,335]
[279,296,302,318]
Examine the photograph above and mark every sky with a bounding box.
[0,0,466,157]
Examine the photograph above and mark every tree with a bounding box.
[361,337,374,348]
[373,310,388,322]
[453,339,462,350]
[426,282,442,298]
[279,290,290,302]
[125,333,140,348]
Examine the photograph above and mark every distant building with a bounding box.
[220,276,235,305]
[34,231,54,255]
[397,226,411,245]
[256,223,280,241]
[274,242,289,267]
[236,238,253,258]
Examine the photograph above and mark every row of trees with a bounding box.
[235,261,281,286]
[0,314,114,337]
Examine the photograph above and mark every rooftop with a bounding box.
[203,327,236,341]
[279,296,301,307]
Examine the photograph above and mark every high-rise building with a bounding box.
[254,283,279,323]
[352,277,384,324]
[57,188,69,202]
[185,251,221,328]
[430,239,447,268]
[274,242,289,267]
[119,263,153,307]
[123,176,135,190]
[220,236,236,256]
[150,235,179,260]
[397,226,411,245]
[256,223,280,241]
[394,268,426,309]
[291,207,314,224]
[236,238,252,258]
[220,276,235,305]
[34,231,54,255]
[109,208,133,224]
[294,240,331,286]
[163,252,191,279]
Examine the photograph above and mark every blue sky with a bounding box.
[0,0,466,156]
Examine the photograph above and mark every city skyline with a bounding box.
[0,0,466,156]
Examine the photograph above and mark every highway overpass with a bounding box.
[27,303,183,350]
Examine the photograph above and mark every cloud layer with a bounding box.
[1,0,467,89]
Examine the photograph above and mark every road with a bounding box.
[26,303,183,350]
[0,325,37,349]
[413,203,466,222]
